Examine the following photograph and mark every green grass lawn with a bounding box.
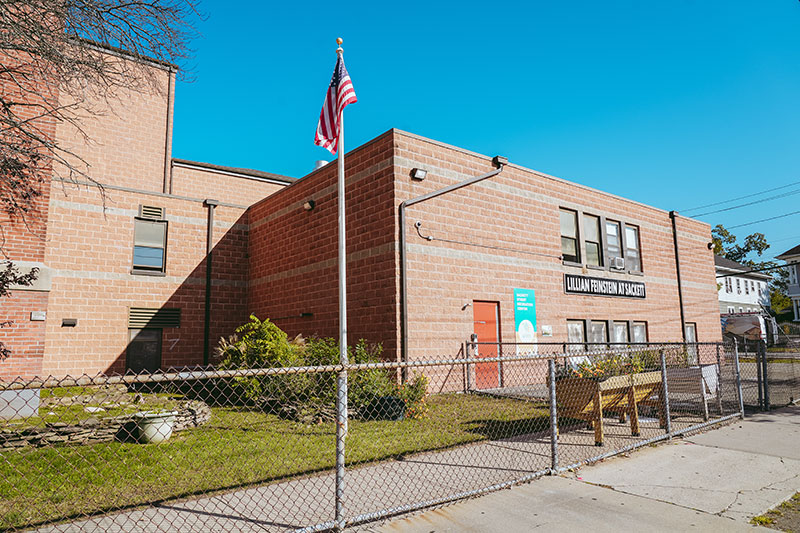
[0,393,551,530]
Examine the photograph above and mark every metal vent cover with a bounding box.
[139,205,165,220]
[128,307,181,329]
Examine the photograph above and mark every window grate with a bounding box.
[128,307,181,329]
[139,205,165,220]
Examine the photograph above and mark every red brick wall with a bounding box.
[247,131,398,354]
[0,292,48,380]
[393,131,720,387]
[0,49,56,379]
[245,129,720,390]
[1,49,292,379]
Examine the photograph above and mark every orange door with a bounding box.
[473,301,500,389]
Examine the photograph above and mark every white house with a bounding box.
[776,244,800,322]
[715,256,771,315]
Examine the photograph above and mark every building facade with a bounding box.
[777,245,800,322]
[1,53,722,383]
[714,255,771,315]
[1,52,293,381]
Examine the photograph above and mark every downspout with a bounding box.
[399,156,508,376]
[163,68,175,194]
[203,199,219,366]
[669,210,687,341]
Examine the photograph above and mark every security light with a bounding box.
[303,200,316,211]
[411,168,427,181]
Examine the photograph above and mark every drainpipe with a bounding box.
[398,156,507,377]
[203,199,219,366]
[163,68,175,194]
[669,210,687,342]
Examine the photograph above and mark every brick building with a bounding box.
[248,129,721,382]
[1,52,722,382]
[1,51,293,381]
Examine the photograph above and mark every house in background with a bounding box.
[715,256,771,315]
[776,245,800,322]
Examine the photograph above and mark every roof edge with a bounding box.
[391,129,710,228]
[172,158,296,185]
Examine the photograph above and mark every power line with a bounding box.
[727,209,800,230]
[681,180,800,214]
[715,262,790,278]
[691,188,800,217]
[771,234,800,244]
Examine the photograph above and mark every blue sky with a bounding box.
[171,1,800,262]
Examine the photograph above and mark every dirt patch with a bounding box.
[752,492,800,531]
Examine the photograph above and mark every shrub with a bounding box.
[217,316,428,422]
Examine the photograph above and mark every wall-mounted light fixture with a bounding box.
[707,242,714,250]
[410,168,427,181]
[303,200,316,211]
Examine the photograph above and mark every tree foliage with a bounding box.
[712,224,791,313]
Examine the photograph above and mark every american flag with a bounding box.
[314,53,357,154]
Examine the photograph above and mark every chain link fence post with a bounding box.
[465,335,476,393]
[759,339,770,410]
[734,338,745,418]
[548,358,558,473]
[755,338,764,410]
[715,343,723,413]
[659,348,672,438]
[335,366,348,531]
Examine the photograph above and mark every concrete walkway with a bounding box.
[371,405,800,532]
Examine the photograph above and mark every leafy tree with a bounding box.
[712,224,790,313]
[0,0,199,356]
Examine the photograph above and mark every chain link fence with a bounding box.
[0,341,796,532]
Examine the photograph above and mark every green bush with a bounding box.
[217,316,427,422]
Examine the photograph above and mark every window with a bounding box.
[606,220,622,265]
[739,307,744,313]
[725,277,732,293]
[789,264,798,285]
[583,214,603,266]
[133,218,167,273]
[745,280,749,295]
[588,321,608,348]
[567,320,585,352]
[560,209,580,263]
[611,321,629,344]
[562,208,643,272]
[736,279,741,294]
[624,225,641,272]
[727,306,735,313]
[631,322,648,343]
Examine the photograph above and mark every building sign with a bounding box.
[564,273,646,299]
[514,289,537,354]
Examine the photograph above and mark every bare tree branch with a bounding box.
[0,0,200,356]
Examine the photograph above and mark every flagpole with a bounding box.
[334,37,348,532]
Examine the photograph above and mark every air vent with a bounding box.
[128,307,181,329]
[139,205,165,220]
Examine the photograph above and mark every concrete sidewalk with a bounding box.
[372,405,800,532]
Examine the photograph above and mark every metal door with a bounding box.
[127,329,162,374]
[473,301,500,389]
